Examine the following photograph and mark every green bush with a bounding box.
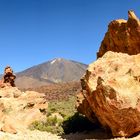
[29,115,64,135]
[47,116,58,126]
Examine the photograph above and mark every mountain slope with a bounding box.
[15,58,88,89]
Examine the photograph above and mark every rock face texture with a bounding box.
[0,87,48,134]
[76,92,98,123]
[77,51,140,137]
[97,11,140,58]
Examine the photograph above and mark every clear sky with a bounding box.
[0,0,140,73]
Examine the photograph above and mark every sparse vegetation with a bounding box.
[29,95,97,135]
[29,82,97,135]
[30,115,64,134]
[29,95,76,134]
[48,96,77,119]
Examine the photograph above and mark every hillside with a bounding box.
[15,58,87,89]
[27,82,81,101]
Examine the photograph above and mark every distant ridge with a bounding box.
[15,58,88,89]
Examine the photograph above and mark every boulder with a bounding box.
[77,51,140,137]
[97,11,140,58]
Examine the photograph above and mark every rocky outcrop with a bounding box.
[97,11,140,58]
[0,66,16,88]
[77,51,140,137]
[0,87,48,134]
[0,66,48,134]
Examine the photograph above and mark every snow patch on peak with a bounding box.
[50,58,63,65]
[50,59,57,65]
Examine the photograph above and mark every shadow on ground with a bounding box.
[61,129,113,140]
[61,112,113,140]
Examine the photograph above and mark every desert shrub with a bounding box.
[46,125,63,134]
[30,121,45,131]
[29,115,64,134]
[62,112,99,134]
[47,116,57,126]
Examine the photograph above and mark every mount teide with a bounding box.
[15,58,88,89]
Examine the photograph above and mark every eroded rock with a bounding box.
[0,86,48,134]
[0,66,16,88]
[97,11,140,58]
[77,51,140,137]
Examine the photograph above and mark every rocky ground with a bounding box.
[0,130,63,140]
[0,129,140,140]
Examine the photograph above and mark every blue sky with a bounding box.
[0,0,140,73]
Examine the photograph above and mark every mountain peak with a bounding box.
[16,58,88,89]
[50,58,64,65]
